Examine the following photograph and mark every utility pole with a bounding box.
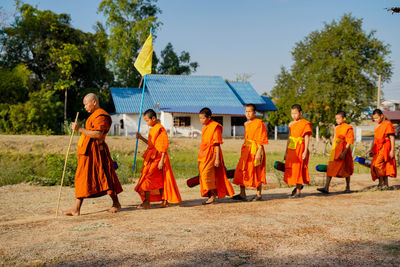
[377,75,381,109]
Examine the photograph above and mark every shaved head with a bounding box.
[84,93,99,103]
[83,93,100,113]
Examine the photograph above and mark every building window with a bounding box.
[213,116,223,125]
[174,116,191,127]
[231,116,247,126]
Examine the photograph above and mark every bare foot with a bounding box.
[62,208,80,216]
[137,202,151,209]
[156,201,169,208]
[202,196,216,205]
[107,203,121,213]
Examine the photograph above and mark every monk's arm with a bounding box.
[136,133,148,144]
[72,123,103,140]
[302,134,310,160]
[214,144,221,167]
[158,152,166,170]
[339,143,351,159]
[256,145,264,161]
[389,134,395,159]
[284,127,291,160]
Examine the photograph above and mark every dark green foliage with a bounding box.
[269,14,392,135]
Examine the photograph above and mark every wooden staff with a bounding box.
[55,112,79,217]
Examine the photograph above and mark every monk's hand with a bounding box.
[339,151,346,160]
[255,152,262,163]
[284,151,287,161]
[136,132,142,140]
[302,151,307,160]
[214,159,220,168]
[367,150,373,157]
[71,122,80,132]
[389,150,395,160]
[158,160,164,170]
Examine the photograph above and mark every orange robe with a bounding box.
[233,118,269,188]
[371,120,397,181]
[326,123,354,178]
[134,123,182,204]
[75,108,123,198]
[284,119,312,186]
[198,120,235,198]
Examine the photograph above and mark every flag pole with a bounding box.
[132,27,152,172]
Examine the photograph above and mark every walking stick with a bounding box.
[55,112,79,217]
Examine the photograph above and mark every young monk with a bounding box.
[284,104,312,198]
[368,109,397,188]
[233,104,268,201]
[198,107,235,204]
[317,111,354,194]
[135,109,182,209]
[63,93,123,216]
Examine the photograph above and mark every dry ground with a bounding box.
[0,135,400,266]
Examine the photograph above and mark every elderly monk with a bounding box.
[368,109,397,189]
[63,93,123,216]
[284,104,312,198]
[318,111,354,194]
[233,104,268,201]
[198,107,235,205]
[135,109,182,209]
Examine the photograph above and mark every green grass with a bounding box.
[0,146,379,187]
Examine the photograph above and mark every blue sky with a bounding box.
[2,0,400,99]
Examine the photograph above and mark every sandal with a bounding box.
[251,196,263,202]
[232,194,247,201]
[291,185,304,196]
[317,188,329,194]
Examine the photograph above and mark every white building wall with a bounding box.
[111,113,245,137]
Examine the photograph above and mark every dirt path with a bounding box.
[1,174,399,266]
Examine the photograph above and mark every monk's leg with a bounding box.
[108,193,121,213]
[63,198,83,216]
[383,176,389,188]
[296,184,302,195]
[240,186,246,198]
[377,177,384,187]
[138,191,151,209]
[318,176,332,194]
[156,189,169,208]
[251,185,262,201]
[344,177,351,192]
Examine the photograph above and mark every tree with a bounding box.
[157,42,198,75]
[269,14,392,135]
[98,0,161,87]
[50,43,84,121]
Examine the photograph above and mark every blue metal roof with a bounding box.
[257,96,278,111]
[145,75,243,108]
[226,82,265,105]
[110,87,158,114]
[159,106,245,116]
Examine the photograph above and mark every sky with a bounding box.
[2,0,400,99]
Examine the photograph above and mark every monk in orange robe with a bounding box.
[233,104,268,201]
[63,93,123,216]
[135,109,182,209]
[284,104,312,198]
[198,107,235,204]
[368,109,397,188]
[318,111,354,194]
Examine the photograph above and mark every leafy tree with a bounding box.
[0,64,31,104]
[50,43,84,121]
[269,14,392,135]
[98,0,161,87]
[157,42,198,75]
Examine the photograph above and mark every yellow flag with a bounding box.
[134,33,153,76]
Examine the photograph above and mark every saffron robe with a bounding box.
[326,123,354,178]
[198,120,235,198]
[233,118,269,188]
[75,108,123,198]
[371,120,397,180]
[284,119,312,186]
[135,123,182,204]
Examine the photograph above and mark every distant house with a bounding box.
[109,75,277,137]
[382,99,400,111]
